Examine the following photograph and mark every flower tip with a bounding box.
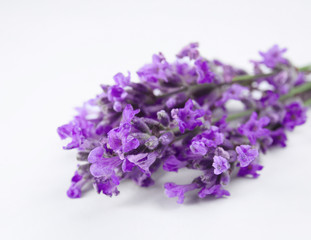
[67,187,81,199]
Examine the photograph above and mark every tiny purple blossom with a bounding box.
[130,168,155,187]
[259,45,288,68]
[164,182,198,204]
[216,84,249,106]
[157,110,170,126]
[259,90,279,108]
[122,134,141,153]
[270,128,287,147]
[282,101,307,131]
[121,104,140,124]
[163,156,187,172]
[108,123,140,153]
[260,135,273,153]
[238,112,270,145]
[171,99,204,133]
[108,105,140,153]
[137,53,170,83]
[190,126,224,153]
[122,158,136,172]
[212,156,230,175]
[107,85,127,102]
[238,163,263,178]
[93,175,120,197]
[89,159,120,178]
[66,170,85,199]
[236,145,259,167]
[159,132,174,145]
[71,171,83,183]
[250,60,263,75]
[194,58,215,84]
[198,184,230,199]
[215,147,230,160]
[67,184,82,198]
[57,115,94,150]
[176,42,200,60]
[88,146,104,163]
[113,72,130,87]
[295,72,306,86]
[261,103,286,125]
[268,70,292,94]
[88,147,121,178]
[127,153,157,175]
[95,124,112,136]
[190,140,207,155]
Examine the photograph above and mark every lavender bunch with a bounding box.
[58,43,311,203]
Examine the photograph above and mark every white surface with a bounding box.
[1,1,311,239]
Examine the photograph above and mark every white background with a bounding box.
[1,0,311,239]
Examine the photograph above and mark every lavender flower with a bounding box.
[270,129,287,147]
[176,42,200,60]
[137,53,170,83]
[163,156,187,172]
[190,140,208,155]
[259,90,279,108]
[216,84,249,106]
[259,45,288,68]
[58,43,311,203]
[190,126,224,154]
[198,184,230,199]
[67,171,84,198]
[282,101,307,131]
[236,145,259,167]
[57,103,95,150]
[127,153,156,175]
[238,112,270,145]
[171,99,205,133]
[164,183,198,204]
[113,72,130,87]
[194,58,215,84]
[238,163,263,178]
[93,175,120,197]
[107,104,140,153]
[212,156,230,175]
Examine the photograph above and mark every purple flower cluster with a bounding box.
[58,43,310,203]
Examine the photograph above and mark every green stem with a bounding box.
[157,64,311,99]
[224,81,311,122]
[157,86,187,99]
[232,73,274,82]
[225,81,311,122]
[304,98,311,106]
[225,109,255,122]
[232,64,311,82]
[298,64,311,72]
[280,82,311,101]
[171,85,311,143]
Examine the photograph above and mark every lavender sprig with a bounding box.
[58,43,310,203]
